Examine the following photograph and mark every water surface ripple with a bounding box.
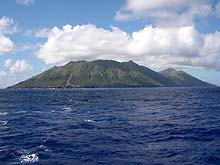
[0,87,220,164]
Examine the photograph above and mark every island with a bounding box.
[8,60,213,88]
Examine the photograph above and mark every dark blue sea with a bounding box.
[0,87,220,165]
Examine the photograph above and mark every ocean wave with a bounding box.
[0,88,220,164]
[0,120,7,126]
[84,119,95,123]
[62,106,72,112]
[34,111,42,113]
[20,153,39,163]
[0,112,8,116]
[37,145,51,152]
[14,111,27,114]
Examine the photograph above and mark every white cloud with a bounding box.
[0,16,17,55]
[115,0,213,27]
[0,35,15,54]
[36,24,132,64]
[16,0,34,6]
[4,59,33,74]
[0,59,33,88]
[0,16,18,34]
[0,70,7,77]
[4,59,13,67]
[36,24,220,71]
[0,69,32,88]
[18,43,41,52]
[216,2,220,17]
[35,28,50,38]
[8,59,33,74]
[24,29,33,36]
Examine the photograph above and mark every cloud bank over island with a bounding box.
[36,24,220,70]
[35,0,220,70]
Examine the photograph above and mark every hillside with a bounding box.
[159,68,213,87]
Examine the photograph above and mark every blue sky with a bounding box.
[0,0,220,88]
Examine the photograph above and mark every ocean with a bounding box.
[0,87,220,165]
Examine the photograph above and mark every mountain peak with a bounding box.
[127,60,135,63]
[161,68,177,73]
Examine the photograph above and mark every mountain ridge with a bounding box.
[159,68,213,87]
[8,60,214,88]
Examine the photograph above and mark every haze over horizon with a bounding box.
[0,0,220,88]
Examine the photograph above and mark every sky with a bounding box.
[0,0,220,88]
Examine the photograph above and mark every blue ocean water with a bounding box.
[0,87,220,165]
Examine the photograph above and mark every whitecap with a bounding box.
[19,111,27,114]
[62,106,72,112]
[37,145,51,152]
[0,112,8,116]
[84,119,95,123]
[38,145,46,149]
[20,153,39,163]
[0,121,7,126]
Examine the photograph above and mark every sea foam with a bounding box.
[0,121,7,126]
[62,106,72,112]
[0,112,8,116]
[84,119,95,123]
[20,153,39,163]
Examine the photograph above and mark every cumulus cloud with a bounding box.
[36,24,220,70]
[4,59,33,74]
[4,59,13,67]
[115,0,214,27]
[16,0,34,6]
[0,16,17,55]
[0,16,19,34]
[36,24,132,64]
[0,59,33,88]
[7,59,33,74]
[0,35,15,54]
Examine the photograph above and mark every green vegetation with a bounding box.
[9,60,213,88]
